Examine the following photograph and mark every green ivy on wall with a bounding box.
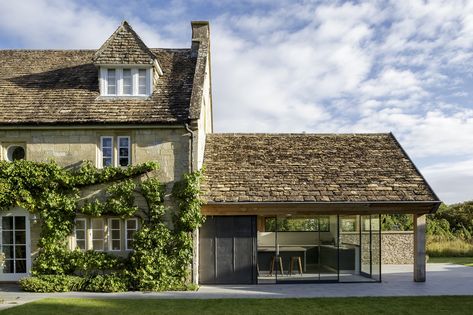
[0,160,204,292]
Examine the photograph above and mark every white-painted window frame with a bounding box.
[100,67,152,97]
[100,136,114,168]
[90,218,104,251]
[117,136,131,167]
[125,218,138,251]
[108,218,122,251]
[74,218,87,251]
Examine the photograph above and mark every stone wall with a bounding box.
[0,127,190,184]
[341,231,413,265]
[382,231,414,264]
[0,126,190,259]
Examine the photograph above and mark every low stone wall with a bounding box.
[382,231,413,264]
[340,231,413,264]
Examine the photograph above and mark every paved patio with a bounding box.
[0,263,472,311]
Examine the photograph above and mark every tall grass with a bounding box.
[427,239,473,257]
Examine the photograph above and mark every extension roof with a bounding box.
[202,133,440,206]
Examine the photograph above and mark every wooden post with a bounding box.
[413,214,426,282]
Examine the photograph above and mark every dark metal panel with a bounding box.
[199,216,256,285]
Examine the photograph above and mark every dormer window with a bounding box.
[100,67,152,97]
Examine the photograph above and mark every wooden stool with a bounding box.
[289,256,303,275]
[269,256,284,275]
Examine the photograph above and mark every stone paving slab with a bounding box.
[0,264,472,311]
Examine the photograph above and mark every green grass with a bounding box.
[428,256,473,266]
[2,297,473,315]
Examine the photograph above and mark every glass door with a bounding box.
[0,213,30,281]
[274,215,338,283]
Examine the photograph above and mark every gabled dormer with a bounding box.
[93,21,163,97]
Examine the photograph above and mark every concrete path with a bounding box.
[0,263,472,311]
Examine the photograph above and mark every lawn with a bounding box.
[2,297,473,315]
[429,256,473,266]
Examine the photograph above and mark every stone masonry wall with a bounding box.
[341,231,413,265]
[0,127,190,258]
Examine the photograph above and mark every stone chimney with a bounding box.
[191,21,210,57]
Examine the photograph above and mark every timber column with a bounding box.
[413,214,426,282]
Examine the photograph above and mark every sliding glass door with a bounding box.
[339,214,381,282]
[256,214,381,284]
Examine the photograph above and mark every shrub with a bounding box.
[83,274,129,292]
[19,275,84,292]
[427,239,473,257]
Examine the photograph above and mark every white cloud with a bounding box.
[423,158,473,204]
[0,0,179,49]
[0,0,472,202]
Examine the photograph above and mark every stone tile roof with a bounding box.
[0,48,196,125]
[202,133,439,203]
[93,21,156,65]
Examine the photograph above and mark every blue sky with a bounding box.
[0,0,472,204]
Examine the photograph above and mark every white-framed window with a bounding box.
[75,218,87,250]
[91,218,104,251]
[99,136,131,168]
[125,218,138,250]
[108,218,121,251]
[100,67,152,96]
[122,69,132,95]
[100,136,113,168]
[107,69,117,95]
[118,136,131,167]
[138,69,147,95]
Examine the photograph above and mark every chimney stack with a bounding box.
[191,21,210,57]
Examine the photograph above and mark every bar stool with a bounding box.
[289,256,303,275]
[269,256,284,276]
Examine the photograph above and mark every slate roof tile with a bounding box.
[202,133,439,203]
[0,48,196,125]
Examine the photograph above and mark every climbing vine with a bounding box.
[0,160,204,292]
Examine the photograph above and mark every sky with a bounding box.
[0,0,472,204]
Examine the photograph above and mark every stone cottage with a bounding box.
[0,21,440,284]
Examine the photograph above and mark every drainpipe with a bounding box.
[185,123,195,172]
[185,122,198,285]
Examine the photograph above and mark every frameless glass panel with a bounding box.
[339,215,361,282]
[360,215,371,276]
[371,214,381,281]
[272,215,338,283]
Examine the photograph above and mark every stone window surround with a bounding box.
[99,67,153,97]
